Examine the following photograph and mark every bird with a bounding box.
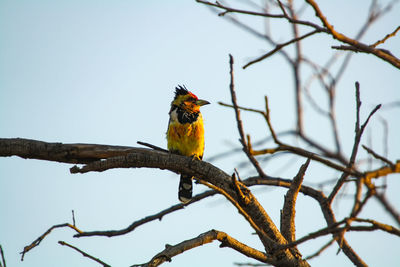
[167,85,210,203]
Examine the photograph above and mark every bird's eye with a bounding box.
[183,98,195,105]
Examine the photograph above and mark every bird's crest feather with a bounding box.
[175,85,198,100]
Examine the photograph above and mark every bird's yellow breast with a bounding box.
[167,115,205,158]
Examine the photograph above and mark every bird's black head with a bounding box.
[174,85,190,99]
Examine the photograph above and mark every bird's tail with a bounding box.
[178,174,193,203]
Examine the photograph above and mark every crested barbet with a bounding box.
[167,85,210,203]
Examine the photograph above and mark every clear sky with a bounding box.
[1,1,399,267]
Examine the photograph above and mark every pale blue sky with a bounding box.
[1,1,399,266]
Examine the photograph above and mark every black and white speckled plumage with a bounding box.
[169,105,200,124]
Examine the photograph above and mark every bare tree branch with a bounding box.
[305,0,400,69]
[243,30,319,69]
[20,223,82,261]
[196,0,284,18]
[362,145,395,167]
[234,262,268,267]
[58,241,111,267]
[328,82,381,203]
[0,138,140,164]
[371,190,400,226]
[228,54,267,178]
[219,101,360,176]
[132,230,272,267]
[137,141,169,153]
[353,218,400,236]
[280,159,310,243]
[370,25,400,48]
[0,245,6,267]
[75,190,216,238]
[244,175,368,266]
[2,1,400,266]
[277,217,400,251]
[1,137,309,265]
[304,238,336,260]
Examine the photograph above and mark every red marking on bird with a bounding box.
[188,91,198,100]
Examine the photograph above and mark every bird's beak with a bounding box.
[196,99,210,106]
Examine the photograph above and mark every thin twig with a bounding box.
[20,223,82,261]
[304,238,336,260]
[232,172,252,205]
[243,30,319,69]
[234,262,268,266]
[353,218,400,236]
[371,25,400,47]
[228,54,267,177]
[229,54,246,145]
[362,145,395,167]
[75,190,216,237]
[253,143,361,177]
[373,192,400,226]
[328,82,381,203]
[263,96,279,144]
[319,0,382,155]
[289,0,305,136]
[350,177,364,218]
[305,0,400,69]
[352,182,374,219]
[205,130,295,162]
[219,101,361,176]
[0,244,6,267]
[196,0,285,18]
[72,210,76,226]
[277,216,400,251]
[298,134,348,165]
[137,141,169,153]
[58,241,111,267]
[277,219,347,251]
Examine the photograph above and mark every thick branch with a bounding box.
[281,159,310,243]
[0,138,138,164]
[365,160,400,180]
[1,137,307,265]
[245,175,367,266]
[132,230,271,267]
